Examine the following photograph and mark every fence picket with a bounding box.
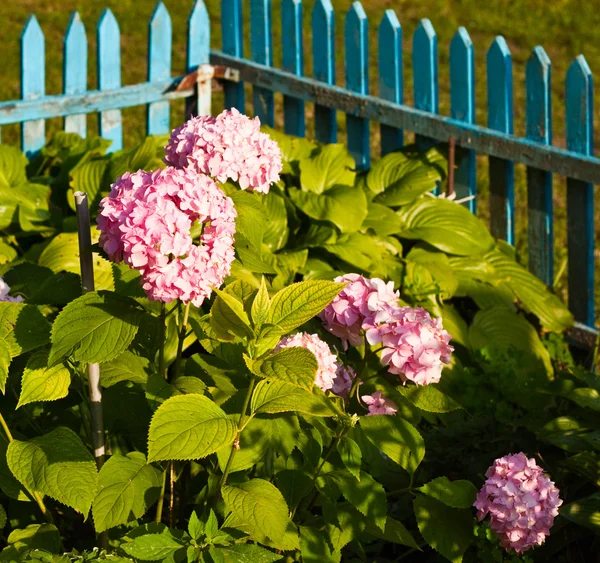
[487,36,515,243]
[378,10,403,156]
[345,2,369,170]
[187,0,210,117]
[312,0,336,143]
[412,19,438,151]
[526,46,553,286]
[282,0,305,137]
[221,0,244,111]
[63,12,87,137]
[97,9,122,152]
[21,16,45,155]
[147,2,172,135]
[450,27,476,212]
[250,0,274,126]
[566,56,595,326]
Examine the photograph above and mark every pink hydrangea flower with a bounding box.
[474,453,563,554]
[319,274,399,348]
[367,307,453,386]
[275,332,338,392]
[361,391,398,415]
[97,167,236,307]
[331,364,356,398]
[164,108,282,194]
[0,277,22,303]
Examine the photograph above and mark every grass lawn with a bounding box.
[0,0,598,320]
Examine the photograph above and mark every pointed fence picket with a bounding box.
[0,0,599,333]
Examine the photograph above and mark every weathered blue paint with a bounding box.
[221,0,245,111]
[378,10,403,155]
[449,27,476,212]
[312,0,337,143]
[566,56,595,327]
[487,36,515,244]
[187,0,210,117]
[148,2,172,135]
[97,9,122,152]
[63,12,87,137]
[21,16,45,156]
[250,0,274,126]
[345,2,369,170]
[526,46,553,286]
[282,0,305,137]
[412,19,438,151]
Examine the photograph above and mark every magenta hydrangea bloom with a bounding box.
[275,332,339,392]
[0,277,22,303]
[367,307,453,386]
[361,391,398,416]
[319,273,399,348]
[331,364,356,398]
[97,167,236,307]
[474,453,563,554]
[164,108,282,194]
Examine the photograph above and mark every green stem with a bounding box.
[348,340,372,401]
[173,302,191,382]
[0,412,52,523]
[218,377,257,489]
[155,469,167,523]
[158,303,167,379]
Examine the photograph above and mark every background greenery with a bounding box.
[0,0,598,319]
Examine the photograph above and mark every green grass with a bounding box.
[0,0,598,320]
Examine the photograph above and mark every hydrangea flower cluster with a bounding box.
[275,332,354,395]
[320,274,453,386]
[474,453,563,554]
[164,108,282,194]
[0,277,22,303]
[98,167,236,307]
[361,391,398,416]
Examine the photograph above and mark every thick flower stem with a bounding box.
[0,411,52,523]
[173,302,191,382]
[158,303,167,379]
[218,377,257,489]
[155,469,167,523]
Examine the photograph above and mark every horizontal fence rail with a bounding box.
[0,0,597,336]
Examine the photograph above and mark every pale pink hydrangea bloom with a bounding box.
[474,453,562,554]
[275,332,339,392]
[97,167,236,307]
[331,364,356,398]
[319,274,399,348]
[361,391,398,415]
[367,307,453,386]
[0,277,22,303]
[164,108,282,194]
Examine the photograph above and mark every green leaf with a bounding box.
[397,385,462,413]
[92,451,162,533]
[413,495,474,563]
[0,505,5,531]
[100,350,150,388]
[7,427,97,515]
[208,544,282,563]
[49,291,142,366]
[188,511,203,542]
[299,525,341,563]
[120,533,185,561]
[0,302,50,359]
[331,471,387,532]
[262,192,289,251]
[267,280,346,333]
[289,185,368,233]
[0,524,60,562]
[362,202,403,236]
[560,452,600,486]
[147,394,237,462]
[249,347,317,390]
[370,148,447,204]
[0,434,28,501]
[0,338,11,395]
[211,287,254,340]
[417,477,478,509]
[222,478,289,543]
[70,157,108,208]
[0,145,28,188]
[359,415,425,475]
[397,197,494,256]
[275,470,313,511]
[365,517,420,549]
[251,380,339,416]
[251,277,271,327]
[440,305,470,349]
[261,125,318,173]
[337,436,362,481]
[17,349,71,408]
[561,493,600,533]
[566,387,600,411]
[230,190,267,250]
[299,144,355,194]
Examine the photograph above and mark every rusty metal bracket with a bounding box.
[175,64,240,93]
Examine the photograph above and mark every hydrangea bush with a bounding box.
[0,113,596,562]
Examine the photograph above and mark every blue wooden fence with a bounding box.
[0,0,599,337]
